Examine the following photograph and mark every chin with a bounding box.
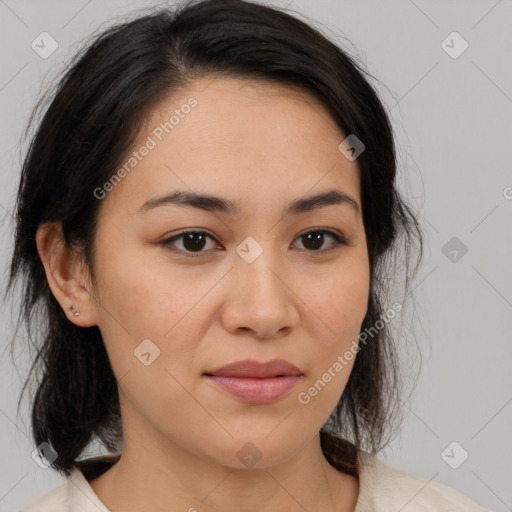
[201,433,307,470]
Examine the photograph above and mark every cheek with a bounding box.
[94,225,208,323]
[91,254,212,433]
[302,255,369,340]
[90,240,217,378]
[297,256,369,391]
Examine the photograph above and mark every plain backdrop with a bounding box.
[1,1,511,511]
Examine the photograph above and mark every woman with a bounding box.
[7,0,489,510]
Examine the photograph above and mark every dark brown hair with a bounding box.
[6,0,423,479]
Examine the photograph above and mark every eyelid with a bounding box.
[296,227,348,244]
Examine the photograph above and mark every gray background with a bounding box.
[1,0,511,510]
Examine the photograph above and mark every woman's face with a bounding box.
[88,77,370,468]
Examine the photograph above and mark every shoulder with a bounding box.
[356,451,490,511]
[20,481,68,512]
[20,455,117,511]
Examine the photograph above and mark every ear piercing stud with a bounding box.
[69,305,80,317]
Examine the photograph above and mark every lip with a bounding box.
[204,359,303,403]
[205,359,302,378]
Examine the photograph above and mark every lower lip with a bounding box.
[205,375,301,403]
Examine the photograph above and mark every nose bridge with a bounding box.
[222,237,298,337]
[236,239,286,303]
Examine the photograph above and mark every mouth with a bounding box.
[203,359,303,403]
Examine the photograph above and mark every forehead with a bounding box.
[100,77,362,217]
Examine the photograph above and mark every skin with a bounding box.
[37,77,370,512]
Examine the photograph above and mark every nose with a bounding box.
[220,252,300,340]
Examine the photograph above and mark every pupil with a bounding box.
[303,232,323,250]
[183,233,206,252]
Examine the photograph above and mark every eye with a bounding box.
[160,230,219,256]
[291,229,348,253]
[160,228,348,257]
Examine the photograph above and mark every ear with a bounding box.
[36,221,98,327]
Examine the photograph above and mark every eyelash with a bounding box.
[159,229,349,257]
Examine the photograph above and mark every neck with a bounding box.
[89,430,359,512]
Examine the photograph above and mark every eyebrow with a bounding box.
[138,188,360,216]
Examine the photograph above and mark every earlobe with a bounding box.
[35,221,97,327]
[69,304,81,317]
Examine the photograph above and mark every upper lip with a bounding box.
[204,359,303,378]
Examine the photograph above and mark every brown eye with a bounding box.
[293,230,348,252]
[161,231,218,256]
